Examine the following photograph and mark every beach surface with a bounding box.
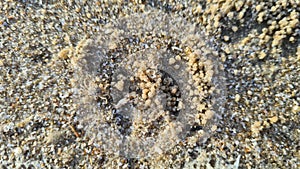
[0,0,299,168]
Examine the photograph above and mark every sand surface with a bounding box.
[0,0,299,168]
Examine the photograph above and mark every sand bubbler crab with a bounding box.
[71,10,226,158]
